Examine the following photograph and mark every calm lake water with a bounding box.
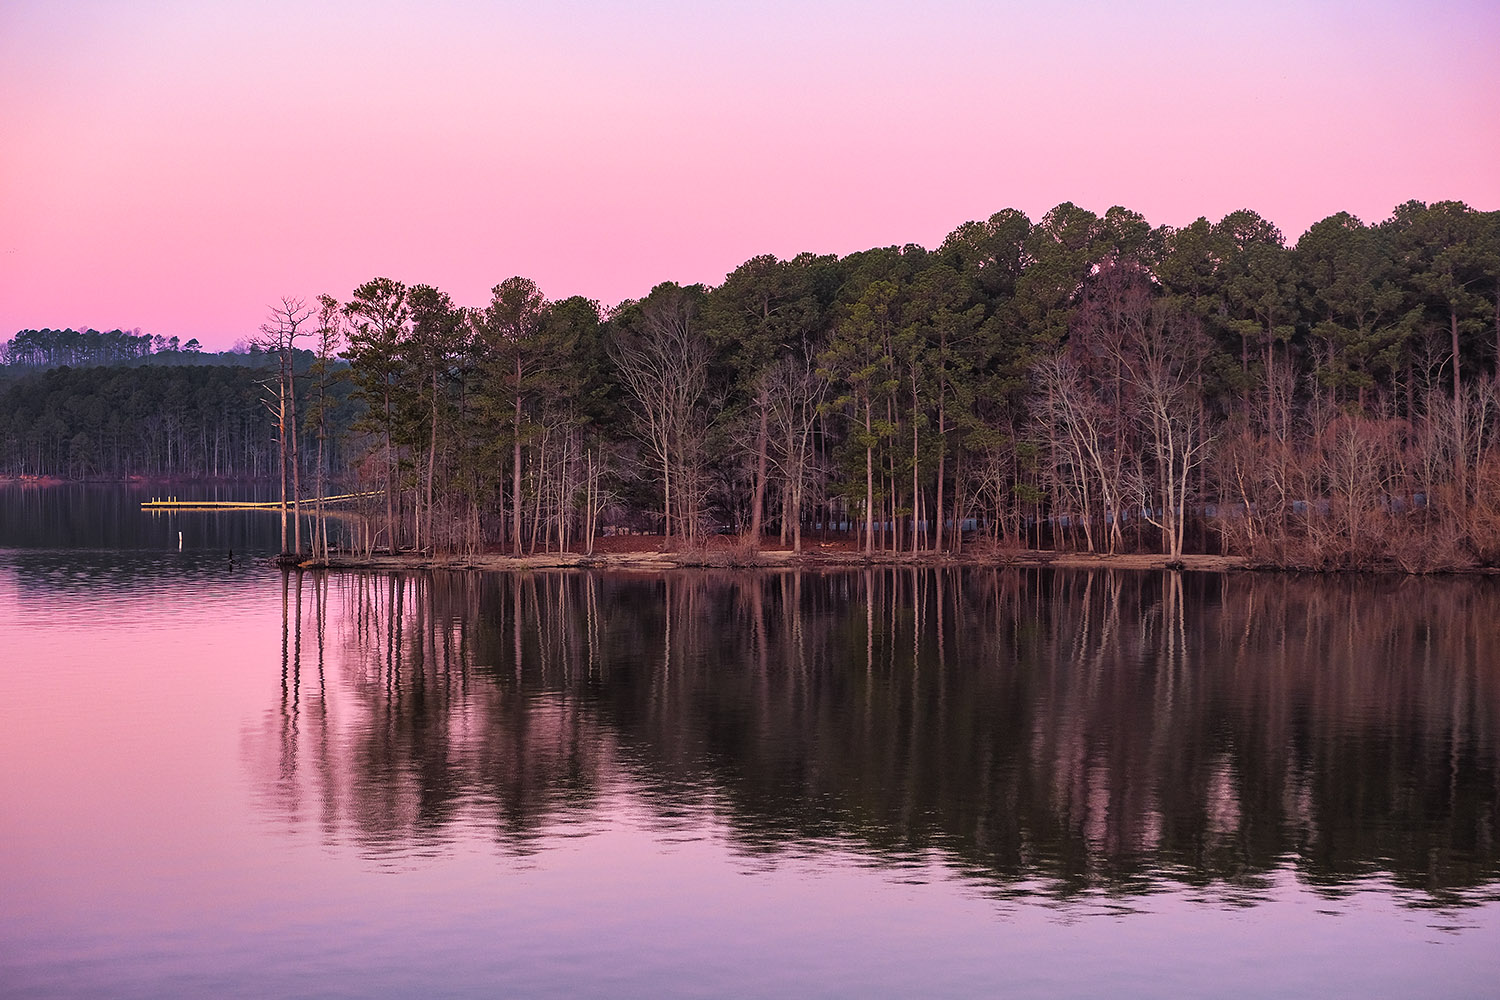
[2,485,1498,998]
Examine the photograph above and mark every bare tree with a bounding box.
[257,298,312,556]
[764,352,829,552]
[1118,304,1215,560]
[610,290,711,542]
[1034,354,1116,552]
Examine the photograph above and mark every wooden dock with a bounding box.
[141,492,379,511]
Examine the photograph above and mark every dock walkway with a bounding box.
[141,492,378,511]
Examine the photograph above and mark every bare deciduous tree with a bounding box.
[610,289,712,542]
[1034,354,1115,553]
[764,352,829,552]
[1119,304,1214,560]
[257,297,311,556]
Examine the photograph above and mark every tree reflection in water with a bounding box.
[249,568,1500,903]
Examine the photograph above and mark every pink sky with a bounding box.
[2,0,1497,350]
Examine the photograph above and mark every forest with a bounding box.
[5,198,1500,569]
[0,332,352,481]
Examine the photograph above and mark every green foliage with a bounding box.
[1295,213,1414,401]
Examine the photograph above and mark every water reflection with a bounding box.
[0,482,283,551]
[252,568,1500,904]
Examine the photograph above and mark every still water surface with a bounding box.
[2,485,1498,997]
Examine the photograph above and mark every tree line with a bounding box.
[6,199,1497,568]
[0,327,213,372]
[310,199,1499,569]
[0,352,356,482]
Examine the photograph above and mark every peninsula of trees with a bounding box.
[6,199,1499,570]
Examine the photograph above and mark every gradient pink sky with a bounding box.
[2,0,1497,350]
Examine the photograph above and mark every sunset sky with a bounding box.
[2,0,1497,349]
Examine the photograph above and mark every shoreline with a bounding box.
[287,547,1500,575]
[298,549,1254,574]
[5,477,1487,576]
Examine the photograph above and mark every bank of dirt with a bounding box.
[301,535,1254,574]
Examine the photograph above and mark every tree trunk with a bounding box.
[314,402,326,560]
[288,352,302,555]
[786,479,798,548]
[911,374,920,552]
[425,366,438,553]
[951,484,962,555]
[864,398,874,556]
[934,391,946,552]
[277,368,288,554]
[530,429,547,554]
[585,449,597,556]
[748,394,769,545]
[1453,305,1467,504]
[791,477,804,553]
[512,362,524,556]
[663,445,672,542]
[384,387,395,551]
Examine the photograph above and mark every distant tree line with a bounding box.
[0,345,357,482]
[0,327,211,370]
[318,199,1499,569]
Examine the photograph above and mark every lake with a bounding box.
[2,485,1497,998]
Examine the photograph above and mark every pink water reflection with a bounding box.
[2,556,1498,998]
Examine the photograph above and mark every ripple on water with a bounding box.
[1,547,280,631]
